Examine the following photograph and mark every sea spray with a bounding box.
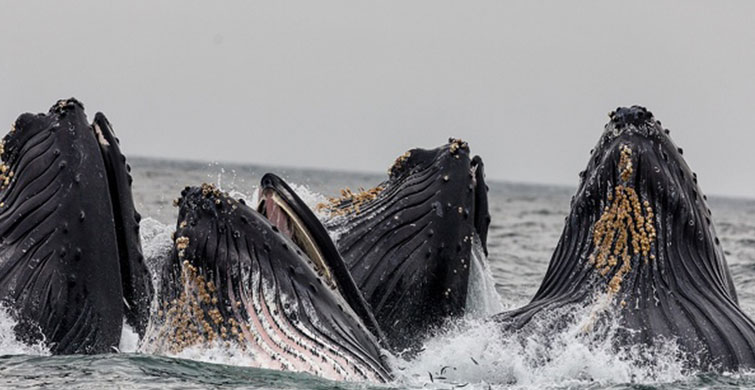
[119,322,140,353]
[466,235,505,317]
[0,307,49,356]
[396,296,689,389]
[139,217,175,296]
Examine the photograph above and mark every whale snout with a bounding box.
[608,105,654,128]
[580,106,686,201]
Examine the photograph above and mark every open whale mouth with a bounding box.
[258,179,335,288]
[256,173,385,343]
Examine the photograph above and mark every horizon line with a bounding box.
[128,154,755,202]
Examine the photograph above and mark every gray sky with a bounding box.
[2,1,754,198]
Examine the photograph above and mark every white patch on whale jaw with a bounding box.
[92,123,110,147]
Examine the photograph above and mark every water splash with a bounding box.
[119,322,140,353]
[229,187,258,206]
[145,337,259,368]
[287,183,329,215]
[396,297,688,389]
[0,307,49,356]
[466,235,505,317]
[139,217,175,295]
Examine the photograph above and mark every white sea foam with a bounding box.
[119,322,140,353]
[394,298,688,389]
[158,340,259,367]
[0,307,49,356]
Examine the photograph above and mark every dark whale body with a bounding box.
[151,184,391,382]
[320,139,490,352]
[0,99,152,353]
[497,106,755,371]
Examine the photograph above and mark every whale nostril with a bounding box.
[610,106,653,128]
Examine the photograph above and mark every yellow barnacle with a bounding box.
[175,236,190,250]
[589,144,657,300]
[317,185,384,216]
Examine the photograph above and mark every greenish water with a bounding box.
[0,157,754,390]
[2,354,755,390]
[0,354,383,390]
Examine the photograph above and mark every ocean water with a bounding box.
[1,157,754,390]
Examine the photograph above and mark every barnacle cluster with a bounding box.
[388,150,412,177]
[317,186,384,216]
[0,140,13,190]
[174,183,240,210]
[448,138,468,155]
[175,236,190,258]
[589,145,657,296]
[201,182,224,198]
[154,233,247,353]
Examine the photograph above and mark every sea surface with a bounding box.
[0,157,754,390]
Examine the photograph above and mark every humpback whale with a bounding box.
[149,184,392,382]
[497,106,755,371]
[318,139,490,352]
[0,99,152,353]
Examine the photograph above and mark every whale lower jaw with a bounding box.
[146,185,392,383]
[220,282,385,382]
